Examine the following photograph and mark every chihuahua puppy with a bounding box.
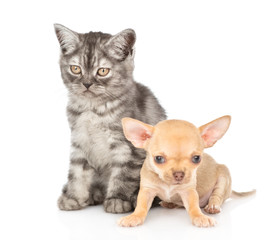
[118,116,255,227]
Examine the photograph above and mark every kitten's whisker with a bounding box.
[105,89,124,102]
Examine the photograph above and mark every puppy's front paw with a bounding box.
[192,214,216,227]
[118,214,144,227]
[204,204,221,214]
[104,198,132,213]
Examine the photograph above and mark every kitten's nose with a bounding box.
[83,83,92,89]
[173,171,185,182]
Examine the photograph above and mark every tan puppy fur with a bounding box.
[118,116,255,228]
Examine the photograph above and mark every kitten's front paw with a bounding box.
[104,198,132,213]
[192,214,216,227]
[118,214,144,227]
[58,194,88,211]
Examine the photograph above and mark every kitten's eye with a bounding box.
[97,68,110,77]
[192,155,201,164]
[70,65,81,74]
[154,156,165,164]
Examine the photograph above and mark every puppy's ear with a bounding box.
[121,118,154,148]
[199,115,231,148]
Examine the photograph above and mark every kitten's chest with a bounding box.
[71,110,119,163]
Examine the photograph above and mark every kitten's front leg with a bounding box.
[103,152,142,213]
[58,146,94,211]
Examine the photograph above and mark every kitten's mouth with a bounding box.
[82,90,94,96]
[75,88,91,96]
[81,88,98,97]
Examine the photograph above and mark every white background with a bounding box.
[0,0,266,239]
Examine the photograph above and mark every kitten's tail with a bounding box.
[231,189,256,198]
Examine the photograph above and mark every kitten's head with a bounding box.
[54,24,136,100]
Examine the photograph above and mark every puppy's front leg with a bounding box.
[118,187,155,227]
[181,189,216,227]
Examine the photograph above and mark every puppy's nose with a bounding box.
[173,171,185,182]
[83,83,92,89]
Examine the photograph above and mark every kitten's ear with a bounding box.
[121,118,154,148]
[54,24,79,55]
[199,115,231,148]
[106,29,136,61]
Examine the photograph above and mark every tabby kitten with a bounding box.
[54,24,166,213]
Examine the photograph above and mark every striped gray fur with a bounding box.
[54,24,166,213]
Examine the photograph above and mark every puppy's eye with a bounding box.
[70,65,81,74]
[192,155,201,164]
[154,156,165,164]
[97,68,110,77]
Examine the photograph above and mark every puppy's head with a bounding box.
[122,116,231,185]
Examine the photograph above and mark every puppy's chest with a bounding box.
[158,185,183,204]
[157,184,213,207]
